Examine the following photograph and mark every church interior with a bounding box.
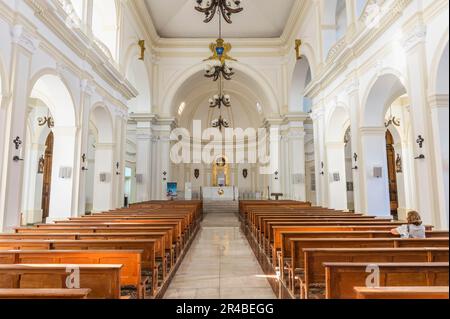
[0,0,448,301]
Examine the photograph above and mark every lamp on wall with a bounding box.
[81,153,88,171]
[415,135,425,160]
[115,162,121,175]
[295,39,302,60]
[352,153,359,170]
[12,136,24,162]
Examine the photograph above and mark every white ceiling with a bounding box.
[144,0,297,39]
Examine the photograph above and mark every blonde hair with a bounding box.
[407,211,423,226]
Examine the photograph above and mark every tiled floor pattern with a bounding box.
[164,213,276,299]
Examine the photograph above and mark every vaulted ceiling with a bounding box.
[144,0,297,39]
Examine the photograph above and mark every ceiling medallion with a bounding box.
[195,0,243,24]
[205,38,236,65]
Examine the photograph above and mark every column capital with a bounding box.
[346,78,360,95]
[80,79,96,96]
[11,24,40,54]
[402,25,427,53]
[428,94,449,110]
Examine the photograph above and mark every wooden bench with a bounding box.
[0,264,122,299]
[324,262,449,299]
[0,288,92,299]
[354,286,450,299]
[0,239,159,296]
[0,250,145,298]
[299,247,449,299]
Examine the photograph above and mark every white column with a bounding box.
[150,136,157,200]
[326,142,348,210]
[287,124,307,201]
[135,128,152,203]
[429,94,449,229]
[312,105,328,207]
[360,127,390,217]
[0,26,37,231]
[403,25,437,226]
[23,143,45,224]
[92,143,114,212]
[160,135,171,200]
[48,126,78,221]
[76,80,94,216]
[347,79,363,212]
[265,119,282,195]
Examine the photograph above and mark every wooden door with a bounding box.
[385,130,398,216]
[41,132,54,222]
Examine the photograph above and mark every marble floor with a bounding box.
[164,213,276,299]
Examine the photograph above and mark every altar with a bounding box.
[202,187,238,201]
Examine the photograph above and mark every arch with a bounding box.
[361,71,407,127]
[92,0,119,59]
[162,62,280,117]
[321,0,348,57]
[289,56,313,113]
[430,30,449,95]
[90,103,114,143]
[125,46,152,114]
[326,104,350,143]
[28,70,76,127]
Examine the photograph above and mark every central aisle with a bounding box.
[164,212,276,299]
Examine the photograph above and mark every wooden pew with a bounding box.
[0,264,122,299]
[278,230,449,276]
[324,262,449,299]
[299,247,449,299]
[0,239,159,296]
[354,286,450,299]
[0,250,145,298]
[0,288,92,299]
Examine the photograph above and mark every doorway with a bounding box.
[385,130,398,219]
[41,132,54,223]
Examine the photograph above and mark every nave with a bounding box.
[165,213,275,299]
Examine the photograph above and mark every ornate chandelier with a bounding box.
[205,62,234,81]
[211,115,230,131]
[209,92,231,108]
[195,0,243,24]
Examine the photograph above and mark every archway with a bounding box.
[126,54,152,114]
[326,105,351,210]
[22,73,77,223]
[361,72,415,217]
[289,56,312,113]
[430,40,449,228]
[89,104,114,213]
[321,0,348,59]
[92,0,118,60]
[41,132,54,223]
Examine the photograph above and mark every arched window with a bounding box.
[70,0,83,20]
[92,0,118,60]
[355,0,367,18]
[335,0,347,40]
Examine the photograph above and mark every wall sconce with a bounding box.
[373,167,383,178]
[320,161,325,175]
[12,136,24,162]
[163,171,167,181]
[81,153,88,171]
[415,135,425,160]
[115,162,121,176]
[352,153,359,170]
[274,171,279,180]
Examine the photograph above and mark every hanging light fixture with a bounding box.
[195,0,243,24]
[211,115,230,131]
[385,106,400,127]
[205,61,234,81]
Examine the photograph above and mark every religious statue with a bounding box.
[295,39,302,60]
[38,155,45,174]
[396,154,403,173]
[138,40,146,60]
